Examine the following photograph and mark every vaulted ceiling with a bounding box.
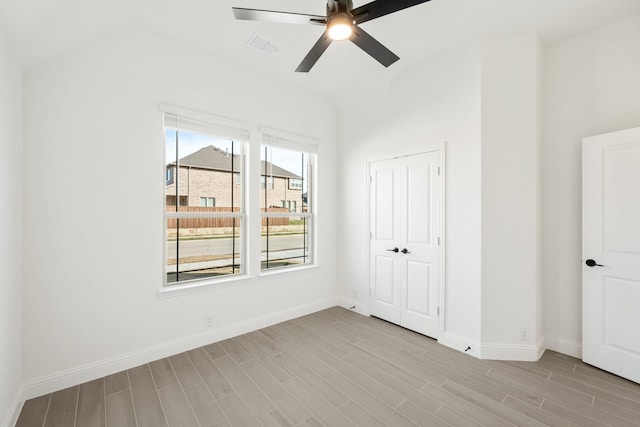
[1,0,639,101]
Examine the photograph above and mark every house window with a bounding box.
[166,167,174,185]
[261,143,314,271]
[200,197,216,207]
[164,111,247,286]
[289,178,302,190]
[260,176,274,189]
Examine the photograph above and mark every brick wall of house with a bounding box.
[165,166,303,211]
[261,174,303,212]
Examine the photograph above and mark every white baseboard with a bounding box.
[23,297,339,399]
[442,331,545,361]
[546,336,582,359]
[1,385,24,427]
[441,331,482,359]
[337,297,370,316]
[481,342,542,361]
[537,336,546,360]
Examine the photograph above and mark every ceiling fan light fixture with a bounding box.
[232,0,433,71]
[327,14,353,41]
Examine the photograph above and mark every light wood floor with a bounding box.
[16,306,640,426]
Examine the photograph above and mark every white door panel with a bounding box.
[603,143,640,254]
[407,163,431,245]
[370,150,442,339]
[603,277,640,354]
[372,255,401,324]
[374,167,396,241]
[406,261,431,316]
[583,127,640,384]
[374,256,395,304]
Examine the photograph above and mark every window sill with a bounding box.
[158,265,320,298]
[157,274,254,299]
[259,263,319,278]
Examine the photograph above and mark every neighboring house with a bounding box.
[166,145,304,211]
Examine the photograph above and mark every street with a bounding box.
[167,233,306,257]
[166,233,308,274]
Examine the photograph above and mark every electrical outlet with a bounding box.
[205,315,214,328]
[520,328,529,341]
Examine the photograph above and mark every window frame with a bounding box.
[161,106,250,289]
[166,167,174,185]
[159,106,318,295]
[199,197,216,207]
[260,133,316,273]
[288,178,303,190]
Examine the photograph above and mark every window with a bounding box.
[260,176,274,189]
[162,106,317,290]
[289,178,302,190]
[200,197,215,207]
[164,111,247,286]
[261,141,314,271]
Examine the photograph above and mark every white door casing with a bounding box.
[369,148,443,339]
[583,127,640,384]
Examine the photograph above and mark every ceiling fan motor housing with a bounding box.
[327,0,354,17]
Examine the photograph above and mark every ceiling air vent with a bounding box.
[246,32,280,55]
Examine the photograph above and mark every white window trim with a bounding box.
[162,107,249,289]
[260,132,317,273]
[160,104,255,137]
[159,106,319,296]
[260,126,317,152]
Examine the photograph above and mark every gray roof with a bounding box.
[169,145,301,179]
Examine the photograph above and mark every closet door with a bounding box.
[370,150,442,338]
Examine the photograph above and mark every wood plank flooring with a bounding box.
[16,307,640,426]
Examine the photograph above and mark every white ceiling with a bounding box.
[1,0,639,102]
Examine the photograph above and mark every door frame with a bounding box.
[366,142,446,341]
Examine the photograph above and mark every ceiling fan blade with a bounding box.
[232,8,326,25]
[295,31,332,72]
[350,0,432,25]
[349,25,399,67]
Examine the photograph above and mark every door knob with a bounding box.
[585,259,604,267]
[386,247,399,253]
[401,248,410,254]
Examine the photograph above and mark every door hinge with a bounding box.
[437,167,441,176]
[370,176,373,183]
[437,306,440,316]
[370,232,372,239]
[437,237,441,246]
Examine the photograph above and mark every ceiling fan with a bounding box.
[232,0,433,72]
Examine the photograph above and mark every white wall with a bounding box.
[480,35,542,358]
[337,36,546,359]
[337,43,484,350]
[22,28,339,392]
[543,14,640,357]
[0,31,23,427]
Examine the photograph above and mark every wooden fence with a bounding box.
[166,206,290,228]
